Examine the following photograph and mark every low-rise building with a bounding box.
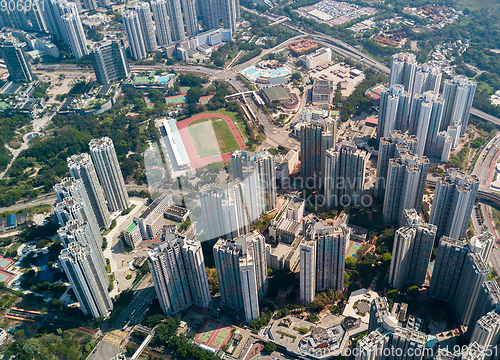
[164,205,190,223]
[269,217,301,244]
[300,47,332,70]
[312,79,334,104]
[123,221,142,249]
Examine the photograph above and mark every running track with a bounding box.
[177,113,246,168]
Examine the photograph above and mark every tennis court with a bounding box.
[165,94,187,104]
[212,326,232,348]
[144,97,154,109]
[346,242,362,258]
[196,321,217,343]
[0,270,14,283]
[0,255,14,270]
[188,121,221,158]
[199,95,214,105]
[195,319,233,350]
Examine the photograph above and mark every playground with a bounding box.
[194,319,233,351]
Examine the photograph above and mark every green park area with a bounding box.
[212,119,240,154]
[188,121,221,158]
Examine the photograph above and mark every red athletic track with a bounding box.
[177,113,246,168]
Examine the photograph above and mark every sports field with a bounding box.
[212,119,240,154]
[165,94,187,104]
[346,242,362,258]
[188,121,221,158]
[177,112,246,168]
[194,319,233,350]
[144,97,154,109]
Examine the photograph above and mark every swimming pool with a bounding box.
[243,65,292,80]
[244,68,259,76]
[157,74,174,84]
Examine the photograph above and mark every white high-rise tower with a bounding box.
[151,0,173,46]
[89,137,130,212]
[123,11,147,60]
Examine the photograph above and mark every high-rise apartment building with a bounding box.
[428,237,469,301]
[409,91,444,157]
[133,2,158,52]
[165,0,186,42]
[59,240,113,318]
[378,85,411,139]
[412,63,442,96]
[299,216,348,304]
[375,131,418,199]
[89,137,130,212]
[79,0,97,11]
[324,141,370,207]
[388,209,436,290]
[470,232,495,264]
[468,281,500,338]
[57,218,107,279]
[470,310,500,360]
[151,0,173,46]
[299,238,316,305]
[123,11,147,60]
[213,231,267,322]
[200,180,249,242]
[429,237,490,326]
[429,168,479,240]
[441,75,477,139]
[42,0,80,46]
[382,151,429,227]
[90,40,130,85]
[368,297,391,333]
[148,229,211,315]
[232,150,276,222]
[67,153,111,230]
[54,196,102,251]
[0,35,33,83]
[389,52,417,92]
[180,0,198,37]
[300,121,334,188]
[61,13,88,59]
[54,178,102,244]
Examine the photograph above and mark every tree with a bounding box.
[407,285,420,298]
[264,341,277,352]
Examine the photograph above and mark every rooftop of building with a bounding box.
[261,85,290,102]
[125,221,138,233]
[164,204,189,217]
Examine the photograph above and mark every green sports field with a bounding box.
[188,121,220,158]
[212,327,231,348]
[197,322,217,343]
[212,120,240,154]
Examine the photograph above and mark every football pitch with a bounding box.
[188,121,221,158]
[212,119,240,154]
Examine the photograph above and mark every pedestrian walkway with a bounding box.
[104,198,146,298]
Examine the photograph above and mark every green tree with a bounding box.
[407,285,420,298]
[264,341,277,352]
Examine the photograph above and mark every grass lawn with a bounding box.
[212,120,240,154]
[194,109,249,141]
[189,121,220,158]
